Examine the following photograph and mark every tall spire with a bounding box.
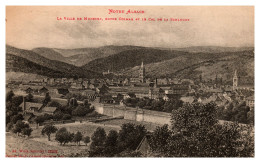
[139,61,145,83]
[234,70,237,77]
[233,70,238,90]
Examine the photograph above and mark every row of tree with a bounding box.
[217,101,254,124]
[149,102,254,157]
[87,102,254,157]
[123,97,183,113]
[88,123,146,157]
[41,124,91,146]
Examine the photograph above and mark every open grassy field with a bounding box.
[95,119,163,131]
[6,121,121,157]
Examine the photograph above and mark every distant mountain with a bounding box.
[6,44,254,83]
[50,45,144,66]
[120,50,254,83]
[6,45,101,78]
[173,46,254,53]
[82,48,189,73]
[32,47,71,64]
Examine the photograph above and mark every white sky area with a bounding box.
[6,6,254,49]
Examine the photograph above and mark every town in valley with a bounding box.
[5,6,254,158]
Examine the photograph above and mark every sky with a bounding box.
[6,6,254,49]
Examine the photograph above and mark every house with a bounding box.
[61,78,68,83]
[171,84,189,95]
[123,93,136,99]
[20,102,58,116]
[127,86,150,99]
[163,94,177,101]
[55,78,62,83]
[57,88,69,96]
[43,78,48,83]
[23,113,35,123]
[157,78,169,85]
[180,96,195,104]
[82,80,90,88]
[160,87,171,94]
[233,70,254,91]
[149,88,165,100]
[123,78,130,85]
[96,84,109,95]
[181,79,194,85]
[78,78,83,82]
[48,78,55,85]
[39,87,49,95]
[25,87,33,94]
[71,82,85,90]
[100,94,114,103]
[116,93,124,102]
[68,78,74,83]
[49,88,69,98]
[41,107,58,115]
[82,89,99,100]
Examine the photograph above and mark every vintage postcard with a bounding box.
[5,6,254,157]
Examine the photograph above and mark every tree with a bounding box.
[47,101,62,108]
[10,114,24,124]
[73,131,83,145]
[233,102,250,124]
[55,127,74,145]
[171,102,217,135]
[118,123,147,151]
[62,114,71,120]
[35,115,45,128]
[149,124,172,153]
[71,105,94,117]
[21,127,33,137]
[53,111,64,121]
[41,124,58,141]
[165,102,250,157]
[6,122,14,132]
[6,90,14,102]
[163,98,183,113]
[103,130,119,156]
[83,136,90,146]
[43,113,53,121]
[247,108,254,124]
[90,127,106,147]
[12,96,24,107]
[105,130,118,147]
[137,100,146,108]
[89,127,107,157]
[12,120,29,136]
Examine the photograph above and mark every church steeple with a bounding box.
[139,61,145,83]
[233,70,238,90]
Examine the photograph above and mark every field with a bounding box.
[6,121,121,157]
[95,119,163,131]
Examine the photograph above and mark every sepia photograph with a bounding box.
[5,6,254,157]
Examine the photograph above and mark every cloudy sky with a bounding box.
[6,6,254,49]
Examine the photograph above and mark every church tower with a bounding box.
[233,70,238,90]
[139,61,145,83]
